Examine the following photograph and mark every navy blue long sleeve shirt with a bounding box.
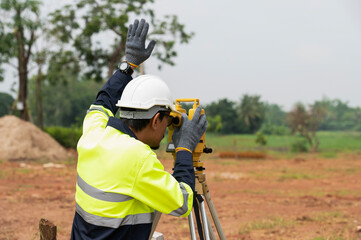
[71,70,194,240]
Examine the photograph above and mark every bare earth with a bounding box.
[1,153,361,240]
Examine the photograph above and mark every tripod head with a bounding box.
[166,98,212,170]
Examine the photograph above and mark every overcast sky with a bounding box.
[1,0,360,111]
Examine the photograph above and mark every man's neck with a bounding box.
[130,126,152,145]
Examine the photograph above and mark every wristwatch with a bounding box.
[118,61,134,75]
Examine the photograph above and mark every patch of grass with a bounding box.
[344,168,359,174]
[312,211,342,222]
[320,151,338,158]
[14,184,34,192]
[239,217,297,234]
[248,170,274,179]
[0,170,9,179]
[18,184,33,189]
[278,169,321,181]
[326,167,360,176]
[291,190,328,197]
[15,168,32,174]
[332,189,361,197]
[317,131,361,152]
[228,189,269,195]
[202,131,361,155]
[311,229,352,240]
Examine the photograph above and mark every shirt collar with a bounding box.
[107,117,138,139]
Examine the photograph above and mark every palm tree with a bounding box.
[238,94,265,133]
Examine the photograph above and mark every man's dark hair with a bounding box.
[121,111,166,132]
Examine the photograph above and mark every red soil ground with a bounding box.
[1,153,361,240]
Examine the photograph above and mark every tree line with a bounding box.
[205,97,361,132]
[0,0,193,125]
[1,80,360,152]
[1,86,360,133]
[1,0,360,153]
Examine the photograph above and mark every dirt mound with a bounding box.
[0,115,70,161]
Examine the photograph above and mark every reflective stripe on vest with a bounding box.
[87,106,110,118]
[77,174,133,202]
[76,174,154,228]
[76,203,154,228]
[169,183,190,217]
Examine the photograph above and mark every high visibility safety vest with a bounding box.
[75,105,193,230]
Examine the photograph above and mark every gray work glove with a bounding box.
[125,19,156,66]
[172,107,208,152]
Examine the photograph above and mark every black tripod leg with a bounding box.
[194,194,204,240]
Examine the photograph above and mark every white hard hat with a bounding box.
[116,74,178,119]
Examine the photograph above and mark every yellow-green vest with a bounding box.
[75,105,193,228]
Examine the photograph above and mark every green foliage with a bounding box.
[45,126,82,149]
[48,0,194,80]
[205,97,286,135]
[255,131,267,146]
[207,115,223,133]
[0,0,42,65]
[189,131,360,155]
[291,137,309,153]
[260,123,290,135]
[238,94,265,133]
[318,98,361,131]
[315,131,361,152]
[46,50,80,84]
[240,217,296,234]
[0,92,14,116]
[204,97,360,135]
[205,98,243,134]
[287,102,326,152]
[263,103,287,126]
[0,0,42,120]
[28,77,102,127]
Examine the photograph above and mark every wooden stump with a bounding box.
[39,218,56,240]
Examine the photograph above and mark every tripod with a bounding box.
[149,166,226,240]
[150,98,226,239]
[188,168,226,240]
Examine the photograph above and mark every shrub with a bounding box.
[260,123,290,135]
[45,126,82,149]
[255,131,267,146]
[291,137,309,153]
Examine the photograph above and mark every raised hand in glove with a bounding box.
[126,19,156,66]
[172,107,208,153]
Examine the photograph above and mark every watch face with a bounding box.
[120,62,128,71]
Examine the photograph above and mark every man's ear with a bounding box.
[151,113,160,130]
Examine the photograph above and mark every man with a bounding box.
[71,19,207,240]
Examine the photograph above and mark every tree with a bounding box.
[238,94,265,133]
[28,49,81,127]
[287,102,326,152]
[318,98,360,131]
[0,92,14,117]
[205,98,242,134]
[260,103,288,135]
[263,103,286,126]
[48,0,194,81]
[28,77,102,127]
[207,115,222,133]
[0,0,42,120]
[32,50,46,129]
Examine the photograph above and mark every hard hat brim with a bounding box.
[119,105,180,119]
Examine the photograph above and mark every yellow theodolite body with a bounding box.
[167,98,208,168]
